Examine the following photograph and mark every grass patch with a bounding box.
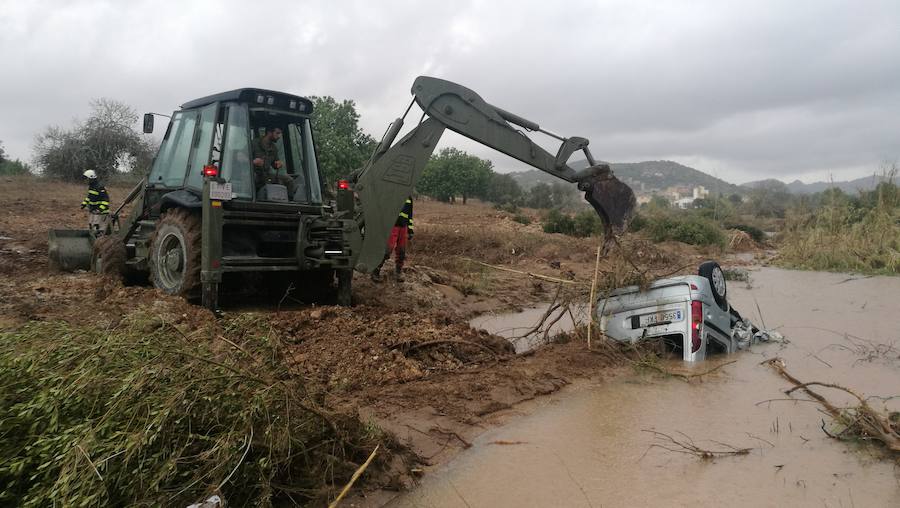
[0,313,391,507]
[778,183,899,274]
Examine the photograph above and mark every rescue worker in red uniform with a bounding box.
[372,197,413,282]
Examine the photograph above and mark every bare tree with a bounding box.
[33,98,156,181]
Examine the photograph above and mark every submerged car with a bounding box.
[597,261,748,362]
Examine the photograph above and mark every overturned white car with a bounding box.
[597,261,761,362]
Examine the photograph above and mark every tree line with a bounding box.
[20,94,581,215]
[417,147,580,209]
[0,141,31,175]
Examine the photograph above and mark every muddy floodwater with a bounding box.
[391,268,900,507]
[469,304,585,353]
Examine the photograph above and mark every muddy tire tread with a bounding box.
[149,208,201,296]
[92,236,127,278]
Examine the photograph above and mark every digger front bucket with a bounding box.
[580,171,637,236]
[48,229,93,271]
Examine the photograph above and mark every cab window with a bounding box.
[220,104,253,199]
[185,103,218,191]
[149,111,198,187]
[247,112,323,203]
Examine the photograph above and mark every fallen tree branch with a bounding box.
[511,285,564,340]
[462,257,583,285]
[328,444,379,508]
[763,357,900,453]
[641,430,752,460]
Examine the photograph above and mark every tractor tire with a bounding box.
[698,260,727,309]
[91,236,126,278]
[150,209,201,297]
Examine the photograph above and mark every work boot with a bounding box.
[371,270,383,283]
[394,267,404,283]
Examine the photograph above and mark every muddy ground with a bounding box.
[0,175,769,501]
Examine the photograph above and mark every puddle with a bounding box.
[395,268,900,507]
[469,304,587,353]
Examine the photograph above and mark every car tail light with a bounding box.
[202,165,218,177]
[690,300,703,353]
[337,179,350,190]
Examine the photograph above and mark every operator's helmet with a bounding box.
[83,169,97,179]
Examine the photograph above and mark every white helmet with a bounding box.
[83,169,97,179]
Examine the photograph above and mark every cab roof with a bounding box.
[180,88,314,114]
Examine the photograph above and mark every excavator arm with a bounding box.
[352,76,636,273]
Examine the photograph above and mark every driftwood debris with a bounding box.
[641,429,752,460]
[763,357,900,454]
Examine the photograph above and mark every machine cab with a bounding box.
[145,89,324,205]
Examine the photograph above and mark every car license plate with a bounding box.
[636,309,683,328]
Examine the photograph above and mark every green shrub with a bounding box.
[542,208,607,237]
[543,208,575,235]
[513,213,532,225]
[494,202,520,214]
[628,213,647,232]
[645,214,725,246]
[0,159,31,175]
[573,209,604,237]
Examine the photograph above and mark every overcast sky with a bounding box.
[1,0,898,184]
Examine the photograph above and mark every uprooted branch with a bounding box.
[508,284,588,346]
[763,357,900,454]
[641,430,752,460]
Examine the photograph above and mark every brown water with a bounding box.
[469,303,586,353]
[391,268,900,507]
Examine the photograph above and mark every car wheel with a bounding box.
[698,260,727,308]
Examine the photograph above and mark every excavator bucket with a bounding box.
[577,168,637,237]
[48,229,93,271]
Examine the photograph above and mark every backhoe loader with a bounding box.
[48,76,635,309]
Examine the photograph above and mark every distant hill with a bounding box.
[742,174,884,194]
[508,160,742,195]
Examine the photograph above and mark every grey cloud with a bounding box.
[0,0,897,184]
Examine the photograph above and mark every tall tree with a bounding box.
[33,98,155,181]
[0,141,7,164]
[309,96,377,183]
[482,172,523,205]
[419,147,493,204]
[526,182,554,208]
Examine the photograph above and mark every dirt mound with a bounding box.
[727,229,760,251]
[273,305,514,390]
